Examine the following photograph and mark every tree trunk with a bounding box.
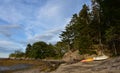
[113,41,117,55]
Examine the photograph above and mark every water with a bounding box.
[0,64,32,71]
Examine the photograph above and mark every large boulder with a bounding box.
[62,50,98,62]
[62,50,81,62]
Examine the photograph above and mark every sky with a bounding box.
[0,0,91,58]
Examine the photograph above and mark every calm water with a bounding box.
[0,64,32,71]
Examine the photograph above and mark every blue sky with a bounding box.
[0,0,90,58]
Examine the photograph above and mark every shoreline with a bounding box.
[0,59,64,73]
[1,57,120,73]
[14,56,120,73]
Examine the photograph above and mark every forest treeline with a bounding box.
[9,0,120,59]
[9,41,65,59]
[60,0,120,56]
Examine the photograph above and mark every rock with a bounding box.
[9,57,16,59]
[62,50,97,62]
[62,50,81,62]
[51,56,120,73]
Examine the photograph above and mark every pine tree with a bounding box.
[25,44,32,57]
[93,0,120,55]
[60,14,78,51]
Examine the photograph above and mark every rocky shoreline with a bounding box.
[51,56,120,73]
[12,56,120,73]
[1,57,120,73]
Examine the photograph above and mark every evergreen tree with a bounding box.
[90,0,105,54]
[93,0,120,55]
[76,4,94,54]
[60,4,95,54]
[25,44,32,57]
[102,0,120,55]
[60,14,78,51]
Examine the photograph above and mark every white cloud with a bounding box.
[36,0,64,25]
[0,6,24,24]
[38,5,61,19]
[0,24,22,37]
[24,0,65,44]
[24,10,71,44]
[0,24,21,29]
[27,27,63,44]
[0,40,21,50]
[0,52,9,58]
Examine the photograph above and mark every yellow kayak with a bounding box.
[81,58,94,62]
[81,55,109,62]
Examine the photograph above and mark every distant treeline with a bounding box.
[9,0,120,59]
[9,41,66,59]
